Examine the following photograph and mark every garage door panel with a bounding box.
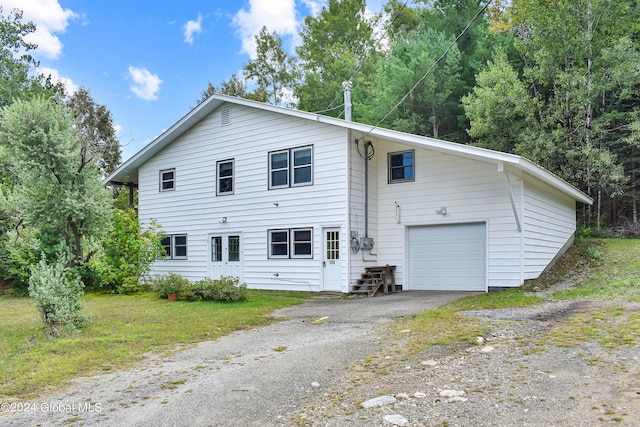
[408,223,486,291]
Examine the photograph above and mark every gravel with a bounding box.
[2,289,639,427]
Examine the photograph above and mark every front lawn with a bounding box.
[0,291,313,398]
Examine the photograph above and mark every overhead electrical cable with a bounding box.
[358,0,493,140]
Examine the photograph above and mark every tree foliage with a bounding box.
[360,26,462,138]
[295,0,381,117]
[66,88,122,175]
[0,97,111,267]
[91,208,165,294]
[462,49,536,153]
[244,26,297,106]
[197,73,270,105]
[0,7,37,107]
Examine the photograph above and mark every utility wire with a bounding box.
[312,0,411,116]
[360,0,493,139]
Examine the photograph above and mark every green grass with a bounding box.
[0,291,314,398]
[391,290,543,353]
[392,238,640,354]
[551,239,640,301]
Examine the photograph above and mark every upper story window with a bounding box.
[269,146,313,189]
[160,169,175,191]
[217,159,234,195]
[388,150,414,183]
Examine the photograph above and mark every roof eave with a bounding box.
[105,94,593,205]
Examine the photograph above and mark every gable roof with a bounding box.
[105,94,592,205]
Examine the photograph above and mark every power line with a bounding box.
[362,0,493,139]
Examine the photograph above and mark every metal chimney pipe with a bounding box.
[342,81,352,121]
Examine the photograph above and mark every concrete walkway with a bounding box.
[3,291,470,427]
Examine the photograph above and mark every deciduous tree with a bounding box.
[1,97,111,267]
[244,26,297,106]
[296,0,381,117]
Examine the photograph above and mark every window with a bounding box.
[161,234,188,259]
[292,147,312,185]
[268,228,313,258]
[269,230,289,258]
[211,235,240,262]
[269,146,312,188]
[228,235,240,261]
[160,169,175,191]
[388,150,414,183]
[211,236,222,262]
[292,229,312,258]
[217,159,234,195]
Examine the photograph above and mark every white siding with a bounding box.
[523,174,577,279]
[138,104,350,291]
[348,138,379,288]
[370,140,523,289]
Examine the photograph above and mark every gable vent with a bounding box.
[221,107,231,126]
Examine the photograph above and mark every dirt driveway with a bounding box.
[3,291,468,427]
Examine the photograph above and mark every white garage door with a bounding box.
[408,223,486,291]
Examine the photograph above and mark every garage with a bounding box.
[408,222,487,291]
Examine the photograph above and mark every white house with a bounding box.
[106,94,592,293]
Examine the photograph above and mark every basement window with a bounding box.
[388,150,414,183]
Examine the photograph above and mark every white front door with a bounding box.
[208,233,243,281]
[322,228,342,291]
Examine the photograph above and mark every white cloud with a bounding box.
[183,13,203,44]
[0,0,78,59]
[37,66,78,94]
[232,0,298,58]
[127,66,162,101]
[300,0,323,17]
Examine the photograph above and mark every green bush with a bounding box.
[195,277,248,302]
[151,272,189,298]
[28,256,88,333]
[93,208,166,294]
[152,274,247,302]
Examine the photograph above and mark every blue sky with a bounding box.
[1,0,385,161]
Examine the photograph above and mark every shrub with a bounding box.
[151,272,189,298]
[194,277,248,302]
[94,209,166,294]
[157,275,248,302]
[28,255,88,333]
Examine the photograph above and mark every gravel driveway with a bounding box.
[2,291,468,427]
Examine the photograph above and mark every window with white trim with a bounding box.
[160,169,175,191]
[269,146,312,189]
[268,228,313,258]
[388,150,414,183]
[217,159,234,195]
[161,234,188,259]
